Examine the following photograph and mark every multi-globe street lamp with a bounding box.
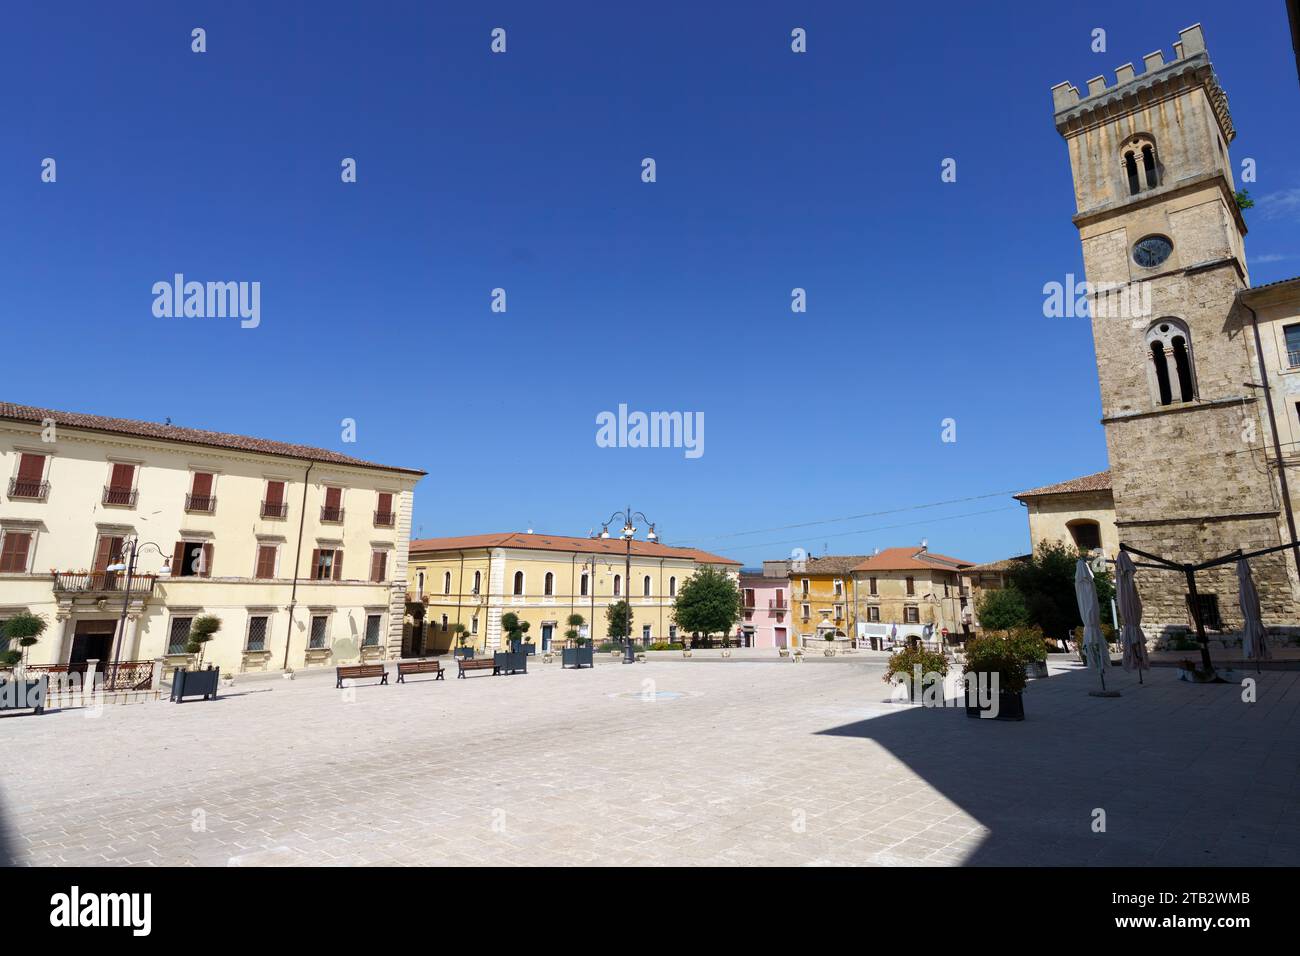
[597,508,657,664]
[104,537,171,680]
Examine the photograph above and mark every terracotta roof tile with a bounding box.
[0,402,425,475]
[408,532,741,566]
[1013,470,1112,500]
[851,546,973,573]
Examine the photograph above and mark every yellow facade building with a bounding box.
[0,402,423,677]
[405,533,740,654]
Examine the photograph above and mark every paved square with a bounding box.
[3,656,1298,866]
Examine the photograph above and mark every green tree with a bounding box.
[975,586,1031,631]
[1009,541,1114,641]
[672,566,741,644]
[564,613,586,647]
[1235,189,1254,210]
[449,622,468,648]
[186,615,222,666]
[500,612,531,650]
[605,600,632,643]
[2,611,47,667]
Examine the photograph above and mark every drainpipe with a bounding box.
[1242,297,1300,581]
[282,461,314,671]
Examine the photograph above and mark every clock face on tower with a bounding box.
[1132,235,1173,268]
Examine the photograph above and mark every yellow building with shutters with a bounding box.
[405,532,740,654]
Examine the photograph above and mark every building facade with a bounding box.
[1051,23,1300,634]
[1014,471,1119,557]
[406,533,740,654]
[850,547,973,642]
[0,403,423,676]
[779,556,865,648]
[738,570,790,649]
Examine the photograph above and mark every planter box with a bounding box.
[562,646,594,669]
[171,667,220,703]
[824,648,836,657]
[493,651,527,675]
[454,647,475,660]
[964,684,1025,721]
[0,676,47,714]
[1024,660,1049,680]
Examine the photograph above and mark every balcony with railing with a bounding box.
[7,477,50,501]
[374,509,397,528]
[768,598,787,611]
[261,500,289,519]
[185,493,216,514]
[102,486,137,507]
[320,506,345,523]
[52,571,159,596]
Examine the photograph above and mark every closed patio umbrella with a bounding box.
[1075,558,1112,694]
[1237,557,1270,673]
[1115,551,1150,684]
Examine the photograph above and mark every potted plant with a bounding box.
[561,614,593,668]
[823,634,837,657]
[882,644,948,703]
[962,633,1027,720]
[2,611,47,672]
[172,615,222,702]
[1003,626,1049,679]
[450,623,472,658]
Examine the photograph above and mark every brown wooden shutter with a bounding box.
[17,453,44,480]
[265,480,284,505]
[109,463,134,490]
[377,492,392,513]
[325,487,341,509]
[371,551,387,583]
[309,548,321,579]
[332,550,344,581]
[201,543,213,577]
[95,536,119,571]
[191,472,213,496]
[172,541,186,574]
[0,532,31,572]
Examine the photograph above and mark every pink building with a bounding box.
[739,571,791,649]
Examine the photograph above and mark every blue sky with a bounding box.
[3,1,1297,566]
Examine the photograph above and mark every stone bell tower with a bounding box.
[1050,24,1299,633]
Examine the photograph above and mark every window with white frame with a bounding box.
[309,615,329,649]
[246,615,269,652]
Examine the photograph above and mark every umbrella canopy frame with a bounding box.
[1117,538,1299,675]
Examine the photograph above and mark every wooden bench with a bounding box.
[336,663,388,688]
[458,657,497,678]
[396,660,444,683]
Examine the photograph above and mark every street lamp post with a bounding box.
[598,508,657,664]
[105,537,171,684]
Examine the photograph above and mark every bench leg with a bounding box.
[381,674,389,685]
[436,670,444,680]
[396,673,404,684]
[336,678,343,689]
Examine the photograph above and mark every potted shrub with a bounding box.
[561,614,593,669]
[171,615,222,701]
[823,634,836,657]
[450,623,473,658]
[962,633,1027,721]
[2,611,47,672]
[882,645,948,703]
[1004,626,1049,679]
[500,613,535,654]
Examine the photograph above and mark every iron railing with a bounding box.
[374,510,396,527]
[102,486,137,507]
[320,506,344,523]
[185,493,216,513]
[261,500,288,518]
[51,571,158,595]
[23,660,154,692]
[7,477,49,500]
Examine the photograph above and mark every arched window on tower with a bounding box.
[1146,319,1196,407]
[544,571,554,597]
[1121,135,1160,195]
[513,570,525,596]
